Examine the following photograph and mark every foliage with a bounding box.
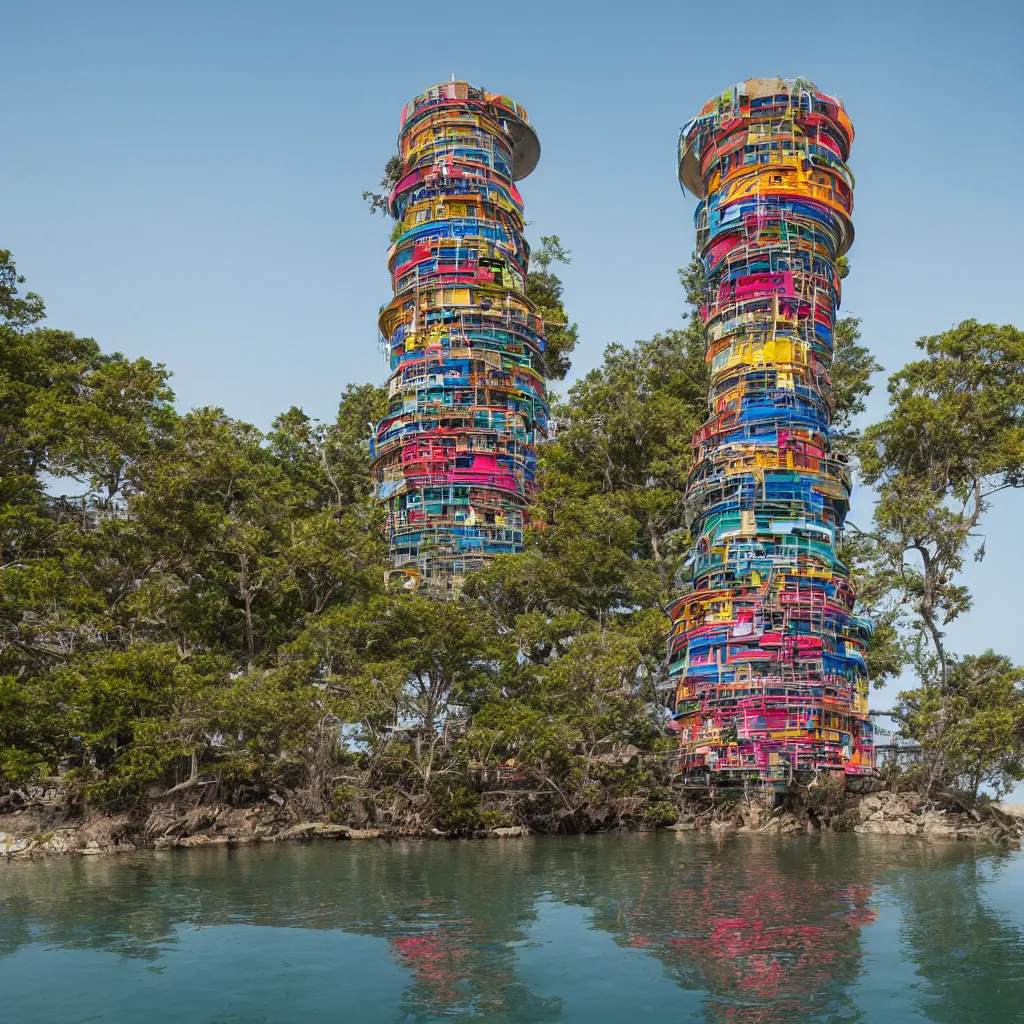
[1,242,1020,825]
[361,155,403,217]
[856,320,1024,794]
[895,651,1024,799]
[831,316,882,440]
[526,235,579,380]
[856,321,1024,684]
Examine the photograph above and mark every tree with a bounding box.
[324,383,388,506]
[38,349,177,502]
[831,316,882,440]
[361,155,402,216]
[7,224,1019,830]
[0,249,45,327]
[526,235,579,380]
[839,531,909,688]
[896,650,1024,799]
[284,591,511,821]
[858,320,1024,687]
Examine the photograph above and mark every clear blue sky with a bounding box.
[4,0,1024,763]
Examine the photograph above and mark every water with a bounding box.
[2,834,1023,1023]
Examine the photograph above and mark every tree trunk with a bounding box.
[239,553,256,666]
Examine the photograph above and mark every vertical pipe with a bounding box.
[371,82,546,594]
[669,78,874,788]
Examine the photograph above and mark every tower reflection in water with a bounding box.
[589,841,876,1022]
[2,837,1022,1023]
[383,838,878,1022]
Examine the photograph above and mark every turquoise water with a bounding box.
[2,834,1023,1023]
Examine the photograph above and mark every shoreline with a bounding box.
[3,789,1021,862]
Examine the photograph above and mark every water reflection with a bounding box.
[887,856,1024,1024]
[1,835,1022,1023]
[583,847,876,1022]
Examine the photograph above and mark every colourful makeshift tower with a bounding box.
[669,78,873,787]
[371,82,547,593]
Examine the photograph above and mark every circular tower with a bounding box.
[668,78,873,787]
[371,82,547,593]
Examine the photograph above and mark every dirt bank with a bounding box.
[2,784,1020,862]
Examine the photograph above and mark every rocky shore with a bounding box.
[2,784,1020,861]
[754,789,1021,846]
[0,796,540,861]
